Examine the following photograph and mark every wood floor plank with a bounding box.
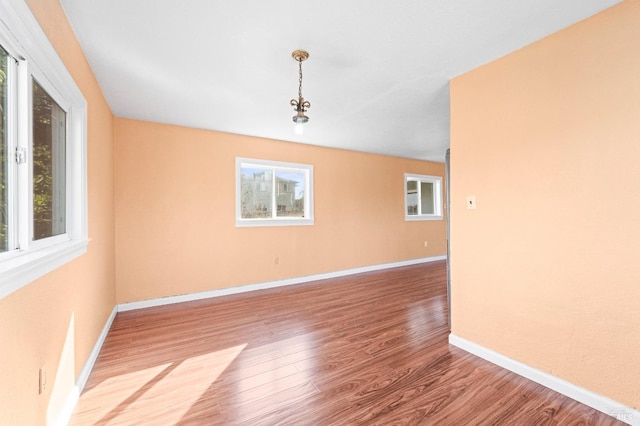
[70,261,625,425]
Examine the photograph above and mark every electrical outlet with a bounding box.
[39,365,47,394]
[275,256,279,265]
[424,241,428,247]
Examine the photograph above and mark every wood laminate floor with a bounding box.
[70,261,623,425]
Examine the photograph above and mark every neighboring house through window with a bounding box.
[236,158,313,227]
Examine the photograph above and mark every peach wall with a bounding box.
[114,118,445,303]
[0,0,115,424]
[450,0,639,410]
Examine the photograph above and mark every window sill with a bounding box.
[236,218,314,227]
[0,239,88,299]
[405,215,443,221]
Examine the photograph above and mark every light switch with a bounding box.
[466,195,477,210]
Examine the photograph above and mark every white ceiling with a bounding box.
[60,0,620,162]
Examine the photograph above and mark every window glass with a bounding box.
[240,167,273,219]
[421,181,434,214]
[0,46,7,251]
[32,79,66,240]
[406,180,418,215]
[275,171,305,218]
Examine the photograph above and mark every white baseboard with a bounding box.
[118,255,447,312]
[54,306,117,426]
[448,334,640,426]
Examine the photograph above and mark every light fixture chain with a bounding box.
[298,58,303,100]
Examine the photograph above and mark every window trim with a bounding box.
[236,157,314,227]
[0,0,88,299]
[404,173,443,221]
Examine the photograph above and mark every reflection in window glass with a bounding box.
[32,79,66,240]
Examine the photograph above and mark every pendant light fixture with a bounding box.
[290,50,310,135]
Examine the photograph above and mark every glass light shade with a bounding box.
[293,111,308,135]
[292,113,308,124]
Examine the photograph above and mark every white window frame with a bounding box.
[404,173,443,221]
[0,0,88,299]
[236,157,314,227]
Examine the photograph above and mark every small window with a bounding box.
[405,173,443,221]
[236,158,313,227]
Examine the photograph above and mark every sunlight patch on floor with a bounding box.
[73,343,247,424]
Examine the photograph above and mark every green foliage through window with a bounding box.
[32,79,66,240]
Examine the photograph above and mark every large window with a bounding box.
[1,46,8,253]
[405,173,443,221]
[236,158,313,227]
[0,0,87,299]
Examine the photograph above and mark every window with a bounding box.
[1,46,8,253]
[0,0,87,299]
[236,158,313,227]
[405,173,443,221]
[32,79,67,240]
